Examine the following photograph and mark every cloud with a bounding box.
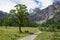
[40,0,52,9]
[34,0,52,9]
[0,0,53,12]
[11,0,52,10]
[0,0,16,13]
[10,0,20,4]
[19,0,39,10]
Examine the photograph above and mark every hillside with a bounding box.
[30,1,60,24]
[0,11,7,18]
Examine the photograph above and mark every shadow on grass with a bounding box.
[17,31,34,35]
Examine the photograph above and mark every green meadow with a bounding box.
[0,27,39,40]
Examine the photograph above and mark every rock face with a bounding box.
[30,1,60,24]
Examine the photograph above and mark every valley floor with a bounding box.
[0,26,39,40]
[34,32,60,40]
[0,26,60,40]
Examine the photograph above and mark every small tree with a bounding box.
[10,4,29,32]
[0,17,4,26]
[3,14,12,28]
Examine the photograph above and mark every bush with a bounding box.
[39,27,46,31]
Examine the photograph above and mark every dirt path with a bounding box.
[17,31,42,40]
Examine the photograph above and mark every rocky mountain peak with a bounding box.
[30,1,60,24]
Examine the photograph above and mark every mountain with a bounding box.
[0,11,7,18]
[30,1,60,24]
[29,7,40,15]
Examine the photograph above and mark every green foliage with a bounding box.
[9,4,29,27]
[35,32,52,40]
[0,17,4,26]
[0,4,39,27]
[35,32,60,40]
[52,32,60,40]
[39,27,45,31]
[25,21,39,27]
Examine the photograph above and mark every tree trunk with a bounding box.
[5,26,7,29]
[19,26,22,33]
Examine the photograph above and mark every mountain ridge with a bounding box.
[30,1,60,24]
[0,11,7,18]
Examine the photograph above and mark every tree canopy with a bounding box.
[10,4,29,32]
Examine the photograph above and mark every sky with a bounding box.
[0,0,53,13]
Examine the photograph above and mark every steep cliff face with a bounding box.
[30,1,60,24]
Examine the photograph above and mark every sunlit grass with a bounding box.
[21,27,39,33]
[35,32,52,40]
[0,26,39,40]
[53,32,60,40]
[35,32,60,40]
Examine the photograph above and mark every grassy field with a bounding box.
[0,26,39,40]
[35,32,60,40]
[35,32,53,40]
[53,32,60,40]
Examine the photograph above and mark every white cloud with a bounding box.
[0,0,53,13]
[39,0,52,9]
[0,0,16,13]
[19,0,39,10]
